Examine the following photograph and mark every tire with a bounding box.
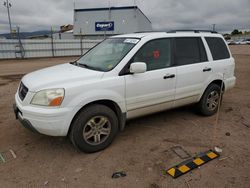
[197,84,222,116]
[69,104,118,153]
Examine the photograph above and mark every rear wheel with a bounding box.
[197,84,222,116]
[70,104,118,153]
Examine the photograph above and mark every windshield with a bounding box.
[76,38,139,71]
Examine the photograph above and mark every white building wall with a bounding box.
[53,32,75,40]
[137,10,153,32]
[74,6,152,36]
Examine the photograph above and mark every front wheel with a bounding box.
[69,104,118,153]
[197,84,222,116]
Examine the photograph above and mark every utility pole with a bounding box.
[134,0,136,6]
[212,24,216,32]
[3,0,12,36]
[134,0,137,18]
[108,0,111,21]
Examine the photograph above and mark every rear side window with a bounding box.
[174,37,207,66]
[205,37,230,60]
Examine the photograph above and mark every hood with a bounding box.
[22,63,104,92]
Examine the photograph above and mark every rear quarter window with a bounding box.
[205,37,230,60]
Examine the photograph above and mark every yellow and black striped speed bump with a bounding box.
[167,150,220,178]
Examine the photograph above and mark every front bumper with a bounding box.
[13,104,40,133]
[14,93,73,136]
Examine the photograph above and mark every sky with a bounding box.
[0,0,249,34]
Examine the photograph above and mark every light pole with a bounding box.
[3,0,12,35]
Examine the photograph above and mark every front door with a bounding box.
[124,38,177,119]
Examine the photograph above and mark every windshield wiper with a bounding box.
[70,61,89,68]
[78,63,92,69]
[70,61,103,71]
[69,61,79,66]
[78,63,103,71]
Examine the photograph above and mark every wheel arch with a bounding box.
[199,79,225,101]
[210,79,225,91]
[67,99,126,136]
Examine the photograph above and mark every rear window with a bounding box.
[205,37,230,60]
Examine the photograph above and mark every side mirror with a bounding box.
[130,62,147,74]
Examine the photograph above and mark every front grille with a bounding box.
[18,82,28,101]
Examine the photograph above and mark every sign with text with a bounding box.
[95,22,114,31]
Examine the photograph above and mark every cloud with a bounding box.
[0,0,249,34]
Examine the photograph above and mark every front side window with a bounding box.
[174,37,207,66]
[76,38,138,71]
[132,39,172,71]
[205,37,230,60]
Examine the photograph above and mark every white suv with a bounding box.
[14,31,236,152]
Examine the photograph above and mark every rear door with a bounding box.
[204,37,233,87]
[123,38,177,118]
[173,37,209,107]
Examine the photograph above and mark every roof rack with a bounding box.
[134,31,159,33]
[134,30,218,34]
[167,30,218,34]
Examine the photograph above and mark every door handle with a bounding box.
[203,67,212,72]
[163,74,175,79]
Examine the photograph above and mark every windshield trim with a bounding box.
[73,37,141,72]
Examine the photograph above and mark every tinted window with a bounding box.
[205,37,230,60]
[132,39,171,71]
[174,37,207,66]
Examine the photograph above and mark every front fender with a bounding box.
[68,89,126,113]
[62,88,126,134]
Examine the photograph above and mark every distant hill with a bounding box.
[0,30,59,39]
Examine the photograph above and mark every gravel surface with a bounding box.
[0,46,249,187]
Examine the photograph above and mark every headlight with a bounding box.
[31,89,65,107]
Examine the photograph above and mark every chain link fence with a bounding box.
[0,39,102,59]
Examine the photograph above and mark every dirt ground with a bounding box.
[0,46,249,188]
